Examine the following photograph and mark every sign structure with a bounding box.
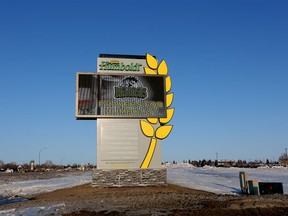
[76,54,174,170]
[76,73,166,119]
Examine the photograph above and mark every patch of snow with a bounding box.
[0,172,92,197]
[0,209,15,216]
[0,203,65,216]
[167,164,288,195]
[164,162,195,168]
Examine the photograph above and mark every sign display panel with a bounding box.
[97,56,146,74]
[76,73,166,119]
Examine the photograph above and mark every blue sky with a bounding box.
[0,0,287,165]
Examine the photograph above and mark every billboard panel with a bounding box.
[76,73,166,119]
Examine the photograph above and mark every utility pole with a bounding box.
[285,148,288,167]
[215,152,218,167]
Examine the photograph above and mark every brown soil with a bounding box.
[1,182,288,216]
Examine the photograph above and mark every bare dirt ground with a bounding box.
[1,171,288,215]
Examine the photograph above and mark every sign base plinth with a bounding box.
[92,168,167,187]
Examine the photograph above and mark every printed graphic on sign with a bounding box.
[140,54,175,168]
[114,76,148,100]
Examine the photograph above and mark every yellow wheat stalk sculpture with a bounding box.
[140,53,174,168]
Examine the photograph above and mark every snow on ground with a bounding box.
[0,172,92,198]
[0,204,66,216]
[0,172,92,215]
[0,165,287,198]
[166,163,288,194]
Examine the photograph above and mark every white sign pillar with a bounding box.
[96,55,162,169]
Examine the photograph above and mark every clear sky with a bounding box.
[0,0,287,165]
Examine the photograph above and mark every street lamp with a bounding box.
[215,152,219,167]
[285,148,288,167]
[38,147,47,166]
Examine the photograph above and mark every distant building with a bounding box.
[217,160,236,167]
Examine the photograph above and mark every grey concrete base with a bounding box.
[92,168,167,187]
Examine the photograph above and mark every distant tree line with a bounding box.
[278,153,288,166]
[177,158,284,168]
[0,159,95,172]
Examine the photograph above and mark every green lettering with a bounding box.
[136,64,142,71]
[125,64,130,71]
[120,63,125,71]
